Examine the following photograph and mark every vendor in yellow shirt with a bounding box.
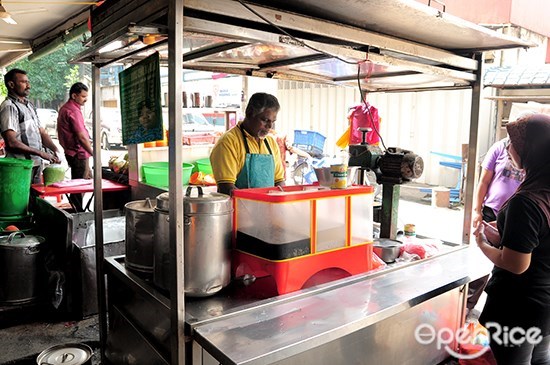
[210,92,285,196]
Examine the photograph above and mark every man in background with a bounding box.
[57,82,93,211]
[0,68,60,183]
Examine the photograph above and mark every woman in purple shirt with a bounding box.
[472,138,525,228]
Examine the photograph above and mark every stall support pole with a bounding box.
[380,183,400,239]
[91,65,107,364]
[462,52,483,245]
[168,0,186,364]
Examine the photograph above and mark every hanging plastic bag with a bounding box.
[348,102,381,145]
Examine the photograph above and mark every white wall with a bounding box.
[276,80,486,188]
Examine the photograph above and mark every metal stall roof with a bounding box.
[73,0,531,93]
[0,1,93,68]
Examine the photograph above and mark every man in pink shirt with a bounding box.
[57,82,93,211]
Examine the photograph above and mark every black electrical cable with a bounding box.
[356,63,389,152]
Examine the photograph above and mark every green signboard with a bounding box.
[119,52,163,145]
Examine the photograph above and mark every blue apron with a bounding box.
[235,126,275,189]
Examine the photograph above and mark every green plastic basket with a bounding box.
[195,158,213,175]
[142,162,194,188]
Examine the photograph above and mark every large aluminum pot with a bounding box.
[154,186,232,297]
[0,231,45,305]
[125,198,156,274]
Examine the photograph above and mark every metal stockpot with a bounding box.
[0,231,45,305]
[154,186,232,297]
[125,198,156,274]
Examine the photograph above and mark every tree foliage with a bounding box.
[3,40,86,109]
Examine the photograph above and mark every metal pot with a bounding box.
[36,343,93,365]
[373,238,402,263]
[153,186,233,296]
[0,231,45,305]
[124,198,156,274]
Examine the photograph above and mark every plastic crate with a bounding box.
[182,133,217,145]
[293,130,326,155]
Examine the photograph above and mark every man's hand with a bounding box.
[40,150,60,164]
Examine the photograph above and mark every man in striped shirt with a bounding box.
[0,68,60,184]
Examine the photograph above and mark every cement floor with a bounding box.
[0,316,100,364]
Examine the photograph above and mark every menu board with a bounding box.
[119,52,163,145]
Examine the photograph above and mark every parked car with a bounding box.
[85,107,123,150]
[36,108,58,138]
[161,108,216,133]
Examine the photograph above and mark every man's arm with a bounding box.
[2,129,58,163]
[75,130,93,156]
[39,128,61,163]
[217,182,236,196]
[472,167,493,228]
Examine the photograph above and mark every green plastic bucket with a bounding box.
[142,162,194,188]
[0,158,33,217]
[195,158,213,175]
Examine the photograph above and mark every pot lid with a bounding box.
[0,231,44,247]
[36,343,92,365]
[125,197,156,213]
[156,187,232,214]
[373,238,402,247]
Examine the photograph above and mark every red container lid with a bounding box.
[233,184,374,202]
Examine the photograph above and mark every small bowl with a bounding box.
[373,238,402,263]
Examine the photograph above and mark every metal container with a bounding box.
[314,166,359,187]
[125,198,156,274]
[373,238,402,263]
[154,186,233,296]
[0,231,45,305]
[36,343,93,365]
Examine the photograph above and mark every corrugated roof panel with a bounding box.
[484,66,550,88]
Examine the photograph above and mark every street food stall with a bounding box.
[71,0,531,364]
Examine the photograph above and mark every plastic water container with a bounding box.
[233,185,375,295]
[0,158,33,218]
[233,185,374,258]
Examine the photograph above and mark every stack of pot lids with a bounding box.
[36,343,93,365]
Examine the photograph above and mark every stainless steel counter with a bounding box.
[105,245,492,365]
[191,246,492,365]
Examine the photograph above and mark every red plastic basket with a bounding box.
[182,133,217,145]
